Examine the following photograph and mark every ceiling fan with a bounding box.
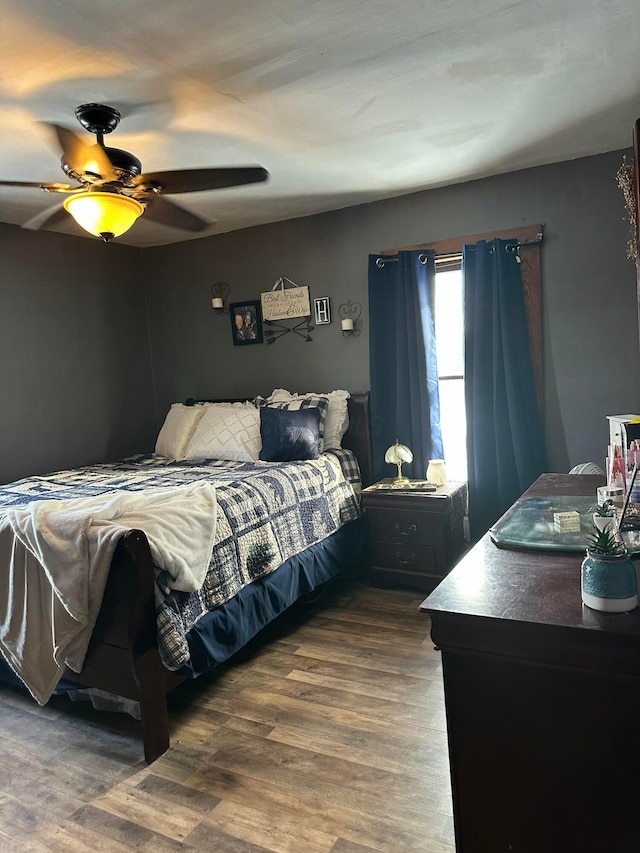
[0,103,269,242]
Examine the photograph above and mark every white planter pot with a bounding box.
[581,549,638,613]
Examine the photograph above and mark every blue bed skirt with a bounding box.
[180,513,367,678]
[0,514,367,693]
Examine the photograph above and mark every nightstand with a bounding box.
[361,480,467,592]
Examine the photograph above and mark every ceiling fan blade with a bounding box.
[133,166,268,194]
[0,180,76,191]
[22,202,70,231]
[42,123,117,181]
[142,195,211,232]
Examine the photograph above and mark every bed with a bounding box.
[0,392,372,762]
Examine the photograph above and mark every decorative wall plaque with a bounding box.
[314,297,331,325]
[261,277,311,321]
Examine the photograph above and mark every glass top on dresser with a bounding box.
[490,495,640,555]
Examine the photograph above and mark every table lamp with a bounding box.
[385,440,413,485]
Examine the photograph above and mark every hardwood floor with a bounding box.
[0,578,454,852]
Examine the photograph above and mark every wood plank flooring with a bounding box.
[0,578,454,852]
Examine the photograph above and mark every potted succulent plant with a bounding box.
[581,526,638,612]
[593,499,616,533]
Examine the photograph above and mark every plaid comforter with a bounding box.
[0,450,361,670]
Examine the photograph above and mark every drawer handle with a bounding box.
[395,522,417,537]
[396,552,416,565]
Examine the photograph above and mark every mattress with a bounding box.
[0,450,361,675]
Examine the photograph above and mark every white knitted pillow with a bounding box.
[184,402,261,462]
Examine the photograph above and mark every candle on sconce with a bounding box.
[339,300,361,337]
[211,297,224,309]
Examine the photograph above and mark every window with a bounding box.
[382,223,543,484]
[434,265,467,481]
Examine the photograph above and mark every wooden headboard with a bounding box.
[342,392,373,488]
[197,392,373,488]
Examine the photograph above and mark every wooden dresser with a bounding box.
[362,480,467,592]
[421,473,640,853]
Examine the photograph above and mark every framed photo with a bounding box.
[230,300,263,346]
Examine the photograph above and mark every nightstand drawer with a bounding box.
[368,508,435,544]
[373,541,435,572]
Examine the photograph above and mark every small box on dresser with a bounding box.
[361,480,468,593]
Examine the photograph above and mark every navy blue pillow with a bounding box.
[259,406,321,462]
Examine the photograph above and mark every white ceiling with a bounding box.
[0,0,639,247]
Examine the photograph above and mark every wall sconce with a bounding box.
[211,282,230,314]
[339,300,362,337]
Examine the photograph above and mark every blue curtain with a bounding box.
[368,251,443,482]
[463,239,547,540]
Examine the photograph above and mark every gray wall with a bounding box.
[144,149,639,473]
[2,148,637,483]
[0,223,155,483]
[143,211,372,414]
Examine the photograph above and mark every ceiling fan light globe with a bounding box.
[63,192,144,239]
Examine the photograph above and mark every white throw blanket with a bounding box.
[0,481,217,704]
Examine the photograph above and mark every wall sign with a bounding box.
[314,297,331,325]
[261,277,311,321]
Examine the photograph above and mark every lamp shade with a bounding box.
[63,192,144,241]
[384,441,413,466]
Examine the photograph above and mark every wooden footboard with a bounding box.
[64,530,184,763]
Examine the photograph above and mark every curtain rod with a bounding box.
[375,234,543,267]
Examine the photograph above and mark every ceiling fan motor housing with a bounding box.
[105,147,142,180]
[67,103,142,183]
[61,146,142,184]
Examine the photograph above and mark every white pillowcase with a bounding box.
[268,389,350,450]
[184,402,261,462]
[155,404,206,459]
